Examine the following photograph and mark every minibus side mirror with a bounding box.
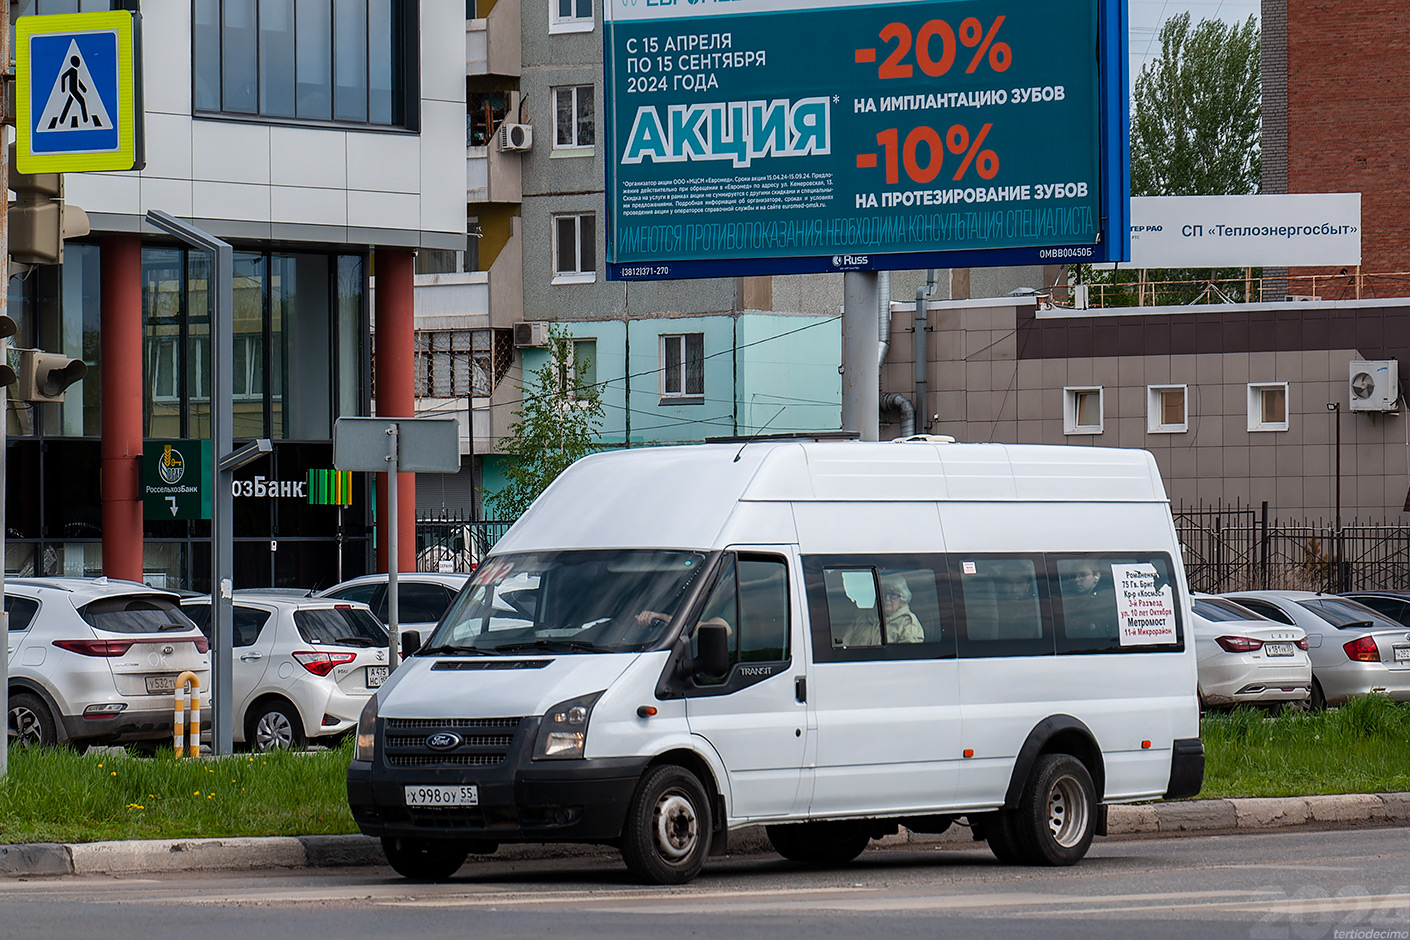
[695,622,730,681]
[401,630,422,657]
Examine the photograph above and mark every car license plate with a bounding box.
[145,675,179,694]
[405,785,478,807]
[366,665,389,688]
[1263,642,1295,657]
[1395,645,1410,663]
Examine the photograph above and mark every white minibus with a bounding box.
[347,439,1203,884]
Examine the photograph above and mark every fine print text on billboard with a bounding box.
[604,0,1128,280]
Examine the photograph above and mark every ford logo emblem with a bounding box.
[426,732,462,750]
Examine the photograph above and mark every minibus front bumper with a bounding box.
[347,718,650,843]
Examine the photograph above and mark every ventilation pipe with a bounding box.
[877,271,893,367]
[880,392,915,437]
[915,269,938,431]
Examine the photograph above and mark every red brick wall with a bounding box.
[1286,1,1410,289]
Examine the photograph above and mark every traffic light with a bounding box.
[7,143,90,265]
[0,315,15,389]
[17,349,86,402]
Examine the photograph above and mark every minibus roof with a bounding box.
[492,441,1168,554]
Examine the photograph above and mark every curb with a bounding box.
[3,792,1407,877]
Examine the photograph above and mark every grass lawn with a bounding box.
[1,697,1408,844]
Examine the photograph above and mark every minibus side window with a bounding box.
[1053,553,1184,653]
[803,555,956,662]
[954,556,1053,658]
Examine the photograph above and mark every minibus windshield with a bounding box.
[421,550,711,654]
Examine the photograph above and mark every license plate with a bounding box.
[366,665,389,688]
[1263,643,1295,657]
[404,785,478,807]
[1395,646,1410,663]
[145,675,179,694]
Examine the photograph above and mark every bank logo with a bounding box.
[425,732,462,751]
[158,445,186,485]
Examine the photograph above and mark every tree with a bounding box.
[491,325,605,518]
[1130,12,1261,197]
[1079,13,1261,305]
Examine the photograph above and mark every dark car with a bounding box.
[1340,591,1410,627]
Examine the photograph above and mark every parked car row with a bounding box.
[6,572,473,753]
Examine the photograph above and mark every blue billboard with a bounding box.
[604,0,1129,280]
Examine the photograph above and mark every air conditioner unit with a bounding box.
[513,321,549,348]
[498,123,533,152]
[1285,294,1322,303]
[1349,359,1399,412]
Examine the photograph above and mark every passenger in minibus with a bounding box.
[842,574,925,646]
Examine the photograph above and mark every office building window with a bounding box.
[1248,382,1289,432]
[661,333,704,400]
[552,213,596,282]
[1146,385,1188,433]
[550,0,593,33]
[1063,386,1103,435]
[193,0,417,128]
[553,85,594,150]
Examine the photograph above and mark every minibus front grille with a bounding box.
[386,717,524,730]
[388,754,506,767]
[387,734,515,749]
[383,716,527,767]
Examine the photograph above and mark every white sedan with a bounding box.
[1191,594,1312,711]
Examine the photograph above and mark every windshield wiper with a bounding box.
[416,643,497,656]
[493,639,604,654]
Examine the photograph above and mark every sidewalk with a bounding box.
[3,792,1406,877]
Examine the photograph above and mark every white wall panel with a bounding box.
[140,176,194,217]
[348,189,419,231]
[193,121,271,185]
[346,131,420,194]
[140,111,193,180]
[422,6,469,102]
[65,172,141,216]
[420,99,468,234]
[141,0,192,114]
[194,181,271,222]
[270,185,347,226]
[269,126,349,190]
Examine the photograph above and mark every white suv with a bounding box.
[181,592,389,751]
[5,578,210,749]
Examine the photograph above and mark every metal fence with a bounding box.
[414,512,513,573]
[1173,502,1410,593]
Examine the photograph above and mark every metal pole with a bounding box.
[841,271,879,440]
[1,0,13,777]
[385,423,400,665]
[145,210,234,756]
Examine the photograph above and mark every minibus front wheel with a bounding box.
[621,764,713,885]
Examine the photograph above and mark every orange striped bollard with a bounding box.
[173,671,201,757]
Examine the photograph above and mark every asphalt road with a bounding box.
[3,828,1406,940]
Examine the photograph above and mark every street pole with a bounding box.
[1,0,13,777]
[145,210,235,755]
[840,271,879,440]
[385,423,400,665]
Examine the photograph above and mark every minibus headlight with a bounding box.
[533,692,603,760]
[354,695,378,762]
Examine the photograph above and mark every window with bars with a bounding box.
[415,329,510,398]
[660,333,704,400]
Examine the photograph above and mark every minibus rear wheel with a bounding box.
[765,821,871,866]
[1010,753,1096,865]
[380,837,470,881]
[621,764,713,885]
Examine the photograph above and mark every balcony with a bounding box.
[466,0,521,77]
[467,141,522,203]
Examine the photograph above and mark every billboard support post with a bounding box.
[841,272,879,441]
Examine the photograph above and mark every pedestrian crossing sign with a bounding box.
[15,11,143,174]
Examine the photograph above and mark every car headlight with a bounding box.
[532,692,602,760]
[354,695,378,762]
